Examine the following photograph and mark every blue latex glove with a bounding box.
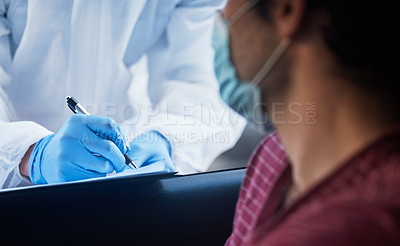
[127,131,175,172]
[29,115,129,184]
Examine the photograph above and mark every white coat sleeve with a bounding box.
[0,1,52,189]
[127,0,246,173]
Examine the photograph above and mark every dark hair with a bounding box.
[257,0,400,112]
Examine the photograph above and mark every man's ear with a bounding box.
[272,0,306,39]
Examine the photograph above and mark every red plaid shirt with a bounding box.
[226,130,400,246]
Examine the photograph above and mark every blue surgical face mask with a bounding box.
[212,0,290,133]
[213,14,265,129]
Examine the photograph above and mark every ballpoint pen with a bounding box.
[66,96,138,169]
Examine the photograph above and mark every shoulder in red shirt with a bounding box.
[227,130,400,246]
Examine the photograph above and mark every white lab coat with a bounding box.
[0,0,246,189]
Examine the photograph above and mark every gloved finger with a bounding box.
[80,135,126,173]
[82,115,128,154]
[126,148,147,168]
[60,165,106,183]
[164,156,176,172]
[128,150,162,168]
[73,143,116,174]
[117,124,131,152]
[128,152,174,171]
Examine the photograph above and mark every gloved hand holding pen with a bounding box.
[28,115,129,184]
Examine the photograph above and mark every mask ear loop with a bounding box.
[251,38,291,86]
[228,0,262,27]
[249,38,291,132]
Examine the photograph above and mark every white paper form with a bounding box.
[0,161,175,193]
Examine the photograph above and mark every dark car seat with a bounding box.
[0,168,245,245]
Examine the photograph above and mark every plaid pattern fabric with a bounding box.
[226,132,289,246]
[226,130,400,246]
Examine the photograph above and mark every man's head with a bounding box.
[224,0,399,125]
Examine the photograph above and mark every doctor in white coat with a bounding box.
[0,0,246,188]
